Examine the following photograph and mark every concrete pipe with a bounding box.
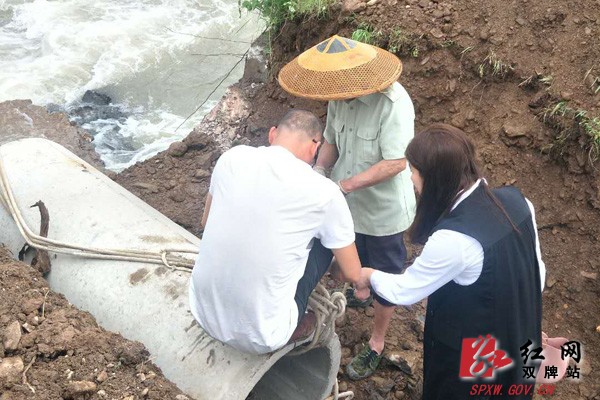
[0,138,341,400]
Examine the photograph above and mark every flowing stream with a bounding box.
[0,0,262,171]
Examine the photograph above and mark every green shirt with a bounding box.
[323,82,416,236]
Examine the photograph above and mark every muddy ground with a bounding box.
[2,0,600,399]
[0,248,188,400]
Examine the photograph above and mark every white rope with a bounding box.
[324,380,355,400]
[0,157,197,271]
[0,154,353,400]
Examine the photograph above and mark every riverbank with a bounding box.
[2,0,600,398]
[114,3,600,398]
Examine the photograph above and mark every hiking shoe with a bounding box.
[346,344,384,380]
[344,286,373,308]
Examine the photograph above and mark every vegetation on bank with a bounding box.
[240,0,334,30]
[541,100,600,163]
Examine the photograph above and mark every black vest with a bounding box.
[423,184,542,400]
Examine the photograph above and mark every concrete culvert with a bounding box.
[0,138,341,400]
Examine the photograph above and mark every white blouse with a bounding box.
[370,179,546,306]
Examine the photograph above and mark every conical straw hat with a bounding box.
[278,35,403,101]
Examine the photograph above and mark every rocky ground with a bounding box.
[2,0,600,399]
[0,248,188,400]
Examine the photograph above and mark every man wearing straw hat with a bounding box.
[279,35,416,379]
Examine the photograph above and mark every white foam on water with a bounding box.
[0,0,262,171]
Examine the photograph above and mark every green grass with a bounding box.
[386,28,419,57]
[478,51,514,79]
[541,101,600,163]
[240,0,335,30]
[351,23,382,45]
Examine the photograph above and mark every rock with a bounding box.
[395,390,406,399]
[168,188,187,203]
[365,307,375,317]
[185,131,211,150]
[0,356,24,381]
[585,27,592,35]
[175,395,190,400]
[432,9,444,18]
[37,343,53,355]
[21,297,44,314]
[388,353,413,374]
[97,390,107,397]
[132,182,160,193]
[341,0,367,13]
[516,17,526,26]
[370,376,395,395]
[22,322,34,333]
[503,121,527,138]
[418,0,428,7]
[168,142,188,157]
[65,381,97,398]
[339,381,348,392]
[560,91,573,100]
[196,151,217,169]
[580,271,597,280]
[366,0,379,6]
[97,369,108,383]
[448,79,457,93]
[82,90,111,106]
[546,276,557,288]
[141,388,149,397]
[429,27,445,38]
[596,325,600,333]
[195,169,211,180]
[3,321,21,351]
[451,114,466,129]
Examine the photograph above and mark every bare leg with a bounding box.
[368,300,395,354]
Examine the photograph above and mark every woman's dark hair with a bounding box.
[405,123,514,244]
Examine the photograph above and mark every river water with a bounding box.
[0,0,262,171]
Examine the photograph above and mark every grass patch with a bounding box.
[240,0,335,30]
[387,28,420,58]
[478,51,514,79]
[351,23,382,45]
[541,101,600,163]
[519,73,553,89]
[351,25,421,58]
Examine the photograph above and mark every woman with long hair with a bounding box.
[356,123,546,399]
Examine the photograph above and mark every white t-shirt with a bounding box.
[189,145,355,354]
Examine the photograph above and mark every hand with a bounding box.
[354,285,371,301]
[337,179,350,195]
[355,267,375,293]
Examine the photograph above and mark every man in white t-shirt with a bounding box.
[189,109,362,354]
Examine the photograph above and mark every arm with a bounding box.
[361,230,483,306]
[339,94,413,193]
[339,158,406,193]
[201,193,213,228]
[330,244,361,284]
[314,139,339,170]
